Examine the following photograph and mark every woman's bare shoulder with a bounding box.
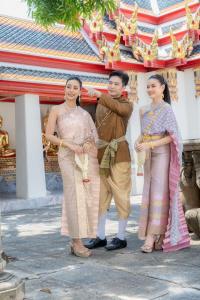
[50,103,65,114]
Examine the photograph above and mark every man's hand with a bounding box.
[86,88,102,98]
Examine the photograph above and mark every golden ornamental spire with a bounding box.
[98,32,121,63]
[88,12,103,33]
[185,0,200,30]
[115,3,138,36]
[132,30,158,63]
[170,28,193,59]
[108,32,121,62]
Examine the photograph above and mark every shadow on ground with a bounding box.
[1,201,200,300]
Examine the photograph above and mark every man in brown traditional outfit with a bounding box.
[85,71,133,250]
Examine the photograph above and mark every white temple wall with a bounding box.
[181,69,200,139]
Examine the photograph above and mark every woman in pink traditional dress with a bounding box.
[135,74,190,253]
[46,76,100,257]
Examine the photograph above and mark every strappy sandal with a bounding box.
[70,243,92,258]
[141,244,154,253]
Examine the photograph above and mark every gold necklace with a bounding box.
[148,101,163,117]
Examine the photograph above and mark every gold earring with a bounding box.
[162,94,164,99]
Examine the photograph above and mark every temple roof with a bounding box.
[0,1,200,103]
[0,15,101,64]
[119,0,197,13]
[122,0,152,12]
[0,65,108,88]
[84,0,200,69]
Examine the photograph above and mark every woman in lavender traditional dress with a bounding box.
[135,74,190,253]
[46,77,100,257]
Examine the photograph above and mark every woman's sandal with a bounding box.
[70,243,92,258]
[154,235,164,251]
[141,244,154,253]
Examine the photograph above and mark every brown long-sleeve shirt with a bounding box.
[96,93,133,164]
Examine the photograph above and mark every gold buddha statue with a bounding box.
[0,115,15,157]
[42,113,58,156]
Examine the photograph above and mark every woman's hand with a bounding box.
[68,144,83,154]
[134,135,143,152]
[134,140,140,152]
[83,142,92,153]
[136,142,150,152]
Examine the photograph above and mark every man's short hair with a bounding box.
[109,71,129,87]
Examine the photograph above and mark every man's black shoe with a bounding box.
[105,237,127,251]
[84,237,107,249]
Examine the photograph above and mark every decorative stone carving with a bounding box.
[194,68,200,98]
[181,140,200,237]
[126,71,138,103]
[158,68,178,101]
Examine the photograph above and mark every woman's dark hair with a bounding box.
[148,74,171,104]
[66,76,82,106]
[109,70,129,86]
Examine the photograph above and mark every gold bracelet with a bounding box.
[59,139,64,147]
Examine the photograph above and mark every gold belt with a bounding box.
[142,134,164,141]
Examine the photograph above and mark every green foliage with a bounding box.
[24,0,116,30]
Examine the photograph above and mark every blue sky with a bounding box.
[0,0,30,19]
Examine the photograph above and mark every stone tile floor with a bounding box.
[1,196,200,300]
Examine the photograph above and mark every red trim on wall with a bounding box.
[119,9,157,24]
[0,98,15,103]
[105,61,147,72]
[0,51,109,75]
[158,30,188,46]
[177,58,200,70]
[158,3,200,24]
[119,3,199,25]
[0,80,107,103]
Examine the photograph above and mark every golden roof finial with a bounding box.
[185,0,200,30]
[170,28,193,59]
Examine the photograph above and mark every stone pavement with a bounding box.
[1,196,200,300]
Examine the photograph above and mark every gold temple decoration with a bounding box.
[185,0,200,30]
[98,36,109,60]
[0,156,16,182]
[158,69,178,101]
[170,28,193,59]
[0,115,15,157]
[115,4,138,36]
[194,68,200,98]
[88,12,104,34]
[127,71,138,103]
[42,112,58,157]
[132,30,158,63]
[99,32,121,63]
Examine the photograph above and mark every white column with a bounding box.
[15,94,46,198]
[128,72,150,195]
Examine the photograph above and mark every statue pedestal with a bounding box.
[0,272,25,300]
[182,139,200,238]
